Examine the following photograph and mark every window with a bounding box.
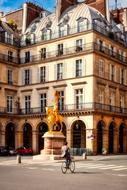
[110,64,115,81]
[25,96,31,113]
[120,95,125,108]
[98,90,104,104]
[7,70,13,84]
[99,60,104,77]
[7,96,13,113]
[77,18,88,32]
[40,93,47,113]
[24,69,30,85]
[110,46,115,57]
[58,91,64,111]
[76,39,83,52]
[98,40,104,52]
[57,63,63,80]
[40,48,46,59]
[25,51,30,63]
[41,29,47,40]
[109,91,115,111]
[75,89,83,110]
[40,66,46,82]
[76,59,82,77]
[57,44,63,56]
[120,68,125,85]
[8,51,13,62]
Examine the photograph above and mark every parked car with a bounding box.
[0,146,9,156]
[0,146,17,156]
[16,146,33,155]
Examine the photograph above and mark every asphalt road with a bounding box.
[0,156,127,190]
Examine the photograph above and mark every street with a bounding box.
[0,155,127,190]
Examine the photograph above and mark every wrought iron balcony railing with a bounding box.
[0,53,19,64]
[20,42,127,65]
[0,35,20,47]
[0,103,127,115]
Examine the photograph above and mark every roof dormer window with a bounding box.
[77,17,89,32]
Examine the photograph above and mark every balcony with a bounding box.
[0,53,19,64]
[0,103,127,116]
[20,23,127,48]
[0,35,20,47]
[20,42,127,65]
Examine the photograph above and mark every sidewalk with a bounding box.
[0,154,127,166]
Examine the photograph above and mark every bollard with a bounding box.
[17,154,21,164]
[82,152,87,160]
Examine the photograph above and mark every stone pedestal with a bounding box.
[33,131,65,161]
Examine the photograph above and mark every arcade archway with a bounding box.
[97,120,105,154]
[23,123,32,148]
[5,122,15,148]
[72,120,86,148]
[119,123,125,153]
[108,122,115,154]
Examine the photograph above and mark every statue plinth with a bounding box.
[33,131,65,161]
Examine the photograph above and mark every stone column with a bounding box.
[32,130,38,154]
[15,131,23,148]
[103,128,108,154]
[1,130,5,146]
[114,128,118,153]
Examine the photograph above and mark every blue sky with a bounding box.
[0,0,127,13]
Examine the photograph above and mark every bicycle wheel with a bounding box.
[69,160,75,173]
[61,161,67,174]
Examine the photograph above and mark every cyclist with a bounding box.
[61,141,71,168]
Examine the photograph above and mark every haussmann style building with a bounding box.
[0,0,127,155]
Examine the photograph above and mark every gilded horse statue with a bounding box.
[46,91,63,132]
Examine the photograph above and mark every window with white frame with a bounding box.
[57,63,63,80]
[8,51,13,62]
[7,69,13,84]
[98,40,104,52]
[58,91,64,111]
[120,68,125,85]
[99,59,104,77]
[110,64,115,81]
[77,18,89,32]
[75,89,83,109]
[120,95,125,108]
[76,59,82,77]
[24,69,31,85]
[40,93,47,113]
[57,43,63,56]
[98,90,104,104]
[25,51,30,63]
[41,29,47,40]
[40,48,46,59]
[109,91,115,111]
[25,95,31,113]
[76,39,83,51]
[40,66,46,82]
[7,96,13,113]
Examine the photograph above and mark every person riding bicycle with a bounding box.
[61,141,71,167]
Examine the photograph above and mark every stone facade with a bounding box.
[0,1,127,155]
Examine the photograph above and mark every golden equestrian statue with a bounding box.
[46,91,63,132]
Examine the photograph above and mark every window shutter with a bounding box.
[30,69,32,84]
[22,70,25,85]
[54,64,57,80]
[46,65,49,82]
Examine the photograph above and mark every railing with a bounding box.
[0,35,20,47]
[20,42,127,65]
[20,23,127,48]
[0,53,19,64]
[0,103,127,115]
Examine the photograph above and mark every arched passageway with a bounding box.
[119,123,125,153]
[5,122,15,148]
[108,122,115,154]
[72,120,86,148]
[23,123,32,148]
[38,122,48,153]
[97,120,104,154]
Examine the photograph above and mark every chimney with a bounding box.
[56,0,77,19]
[105,0,110,22]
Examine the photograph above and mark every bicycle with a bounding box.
[61,158,75,174]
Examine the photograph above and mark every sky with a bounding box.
[0,0,127,13]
